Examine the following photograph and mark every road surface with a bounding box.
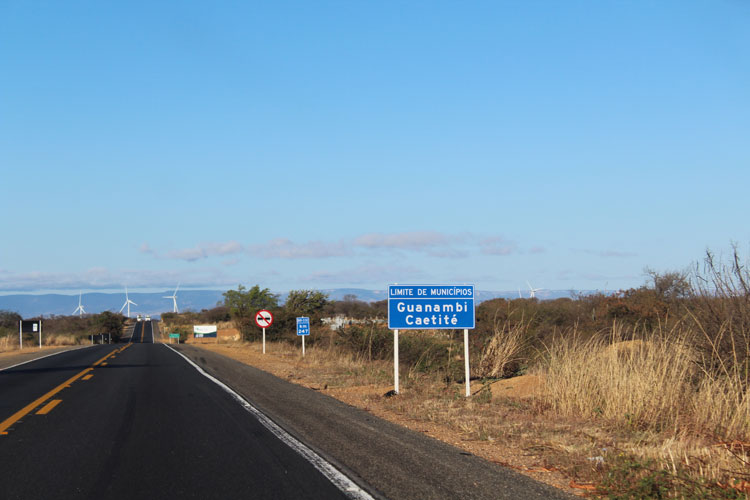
[0,321,573,499]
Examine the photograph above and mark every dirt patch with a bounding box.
[487,374,545,400]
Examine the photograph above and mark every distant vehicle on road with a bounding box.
[145,315,151,321]
[136,315,143,322]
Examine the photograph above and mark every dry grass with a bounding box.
[0,334,16,352]
[539,323,696,433]
[477,313,530,378]
[536,321,750,491]
[44,334,81,346]
[0,333,82,352]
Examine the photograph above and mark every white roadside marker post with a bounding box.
[464,328,471,398]
[18,321,22,350]
[39,320,42,349]
[394,329,399,395]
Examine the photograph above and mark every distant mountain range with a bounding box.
[0,288,590,318]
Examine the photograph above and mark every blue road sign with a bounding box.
[388,284,475,330]
[296,317,310,336]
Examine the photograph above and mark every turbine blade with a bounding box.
[119,303,126,313]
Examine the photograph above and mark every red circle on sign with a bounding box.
[255,310,274,328]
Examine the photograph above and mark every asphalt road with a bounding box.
[0,322,574,499]
[0,322,356,499]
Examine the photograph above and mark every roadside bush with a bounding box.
[335,322,392,361]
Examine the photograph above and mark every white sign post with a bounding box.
[394,329,399,394]
[255,310,274,354]
[388,284,475,397]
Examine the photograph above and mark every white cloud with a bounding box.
[479,236,517,256]
[144,231,529,264]
[300,264,425,284]
[246,238,351,259]
[165,241,244,262]
[353,231,453,250]
[139,243,155,255]
[0,267,235,292]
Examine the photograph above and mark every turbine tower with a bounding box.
[73,292,86,317]
[163,283,179,313]
[527,281,544,299]
[119,287,137,318]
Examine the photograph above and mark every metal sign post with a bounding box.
[464,329,471,397]
[394,329,399,394]
[255,310,274,354]
[388,284,475,397]
[296,317,310,357]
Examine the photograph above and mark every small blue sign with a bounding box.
[296,317,310,336]
[388,284,475,330]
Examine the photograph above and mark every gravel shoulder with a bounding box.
[174,343,576,500]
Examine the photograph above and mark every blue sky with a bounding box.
[1,1,748,295]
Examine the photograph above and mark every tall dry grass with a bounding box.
[477,313,530,378]
[44,334,81,346]
[0,333,16,352]
[538,321,750,442]
[690,320,750,440]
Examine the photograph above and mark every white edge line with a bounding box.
[162,343,375,500]
[0,345,97,372]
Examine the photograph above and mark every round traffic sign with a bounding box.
[255,310,274,328]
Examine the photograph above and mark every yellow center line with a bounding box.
[82,374,93,381]
[36,399,62,415]
[0,344,129,436]
[0,367,93,434]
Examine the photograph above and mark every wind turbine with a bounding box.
[163,283,179,313]
[527,281,545,299]
[119,287,137,318]
[73,292,86,317]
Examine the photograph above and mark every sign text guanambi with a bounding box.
[388,285,475,330]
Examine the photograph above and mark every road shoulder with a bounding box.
[173,343,576,500]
